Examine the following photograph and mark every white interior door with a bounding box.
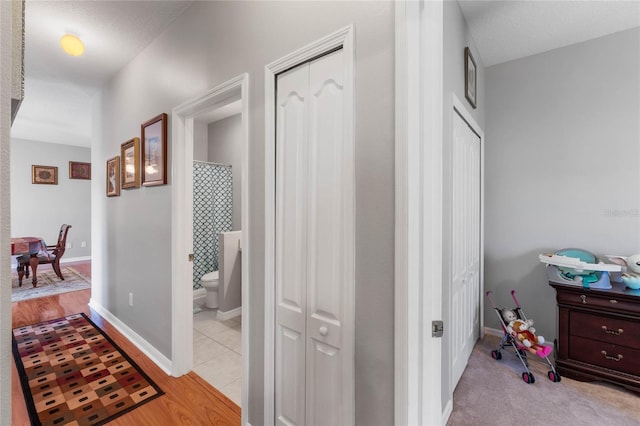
[275,48,353,426]
[450,107,481,387]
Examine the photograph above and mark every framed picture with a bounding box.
[141,113,168,187]
[32,165,58,185]
[464,47,477,109]
[106,156,120,197]
[69,161,91,180]
[120,137,140,189]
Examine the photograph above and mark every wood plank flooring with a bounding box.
[11,272,241,426]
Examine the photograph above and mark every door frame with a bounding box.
[264,25,355,425]
[170,73,250,423]
[395,1,445,425]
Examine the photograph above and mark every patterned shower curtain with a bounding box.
[193,162,232,288]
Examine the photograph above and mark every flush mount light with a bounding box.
[60,34,84,56]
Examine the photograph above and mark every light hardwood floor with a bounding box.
[10,268,240,426]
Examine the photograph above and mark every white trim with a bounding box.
[170,74,250,425]
[61,256,92,264]
[395,2,444,425]
[88,299,172,374]
[216,306,241,321]
[264,25,355,426]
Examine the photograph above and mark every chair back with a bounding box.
[52,224,72,258]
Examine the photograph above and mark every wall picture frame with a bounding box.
[106,156,120,197]
[32,165,58,185]
[69,161,91,180]
[464,47,477,109]
[121,137,140,189]
[141,113,168,187]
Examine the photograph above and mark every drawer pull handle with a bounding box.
[609,299,618,304]
[601,351,623,362]
[602,326,624,336]
[580,295,587,304]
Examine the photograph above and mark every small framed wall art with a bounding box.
[106,156,120,197]
[32,165,58,185]
[464,47,477,109]
[69,161,91,180]
[141,113,168,187]
[121,137,140,189]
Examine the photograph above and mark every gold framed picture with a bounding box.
[32,165,58,185]
[141,113,168,187]
[121,137,140,189]
[69,161,91,180]
[106,156,120,197]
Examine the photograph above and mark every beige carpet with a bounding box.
[11,266,91,302]
[447,334,640,425]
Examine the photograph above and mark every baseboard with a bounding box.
[88,298,173,375]
[217,306,241,321]
[441,397,453,425]
[61,256,91,263]
[483,326,503,338]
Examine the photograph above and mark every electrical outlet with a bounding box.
[66,242,72,249]
[81,241,87,247]
[129,293,133,307]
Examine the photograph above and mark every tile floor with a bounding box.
[193,308,242,406]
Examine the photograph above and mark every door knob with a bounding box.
[319,326,328,336]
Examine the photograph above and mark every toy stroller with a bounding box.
[486,290,561,384]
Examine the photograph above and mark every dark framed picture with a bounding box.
[69,161,91,180]
[32,165,58,185]
[106,156,120,197]
[141,113,168,187]
[121,137,140,189]
[464,47,477,109]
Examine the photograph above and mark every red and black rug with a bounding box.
[12,313,164,426]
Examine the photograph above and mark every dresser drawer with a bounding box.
[570,311,640,349]
[569,335,640,376]
[557,291,640,315]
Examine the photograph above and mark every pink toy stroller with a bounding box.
[486,290,561,384]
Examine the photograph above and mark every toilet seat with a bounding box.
[201,271,219,287]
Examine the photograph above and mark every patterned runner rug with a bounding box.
[11,267,91,303]
[12,313,163,426]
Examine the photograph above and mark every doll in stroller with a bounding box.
[486,290,561,384]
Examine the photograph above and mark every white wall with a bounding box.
[485,28,640,337]
[10,138,91,259]
[442,0,486,410]
[94,2,395,424]
[208,114,241,231]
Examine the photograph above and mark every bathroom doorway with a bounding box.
[171,74,249,416]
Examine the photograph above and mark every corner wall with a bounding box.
[485,28,640,338]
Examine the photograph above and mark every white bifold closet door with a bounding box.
[275,48,353,426]
[450,108,481,388]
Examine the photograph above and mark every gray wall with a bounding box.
[94,2,395,424]
[442,0,486,408]
[208,114,241,231]
[485,28,640,338]
[10,138,91,259]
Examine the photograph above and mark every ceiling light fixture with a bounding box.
[60,34,84,56]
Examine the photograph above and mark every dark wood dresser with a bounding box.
[550,281,640,393]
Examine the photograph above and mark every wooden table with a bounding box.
[11,237,48,287]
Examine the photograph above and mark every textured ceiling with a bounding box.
[11,1,640,147]
[458,0,640,67]
[11,0,192,147]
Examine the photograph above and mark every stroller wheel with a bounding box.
[522,372,535,384]
[491,350,502,360]
[548,371,561,382]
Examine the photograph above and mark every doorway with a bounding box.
[171,74,249,417]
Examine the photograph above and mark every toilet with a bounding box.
[200,270,219,309]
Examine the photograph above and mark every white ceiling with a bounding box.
[458,0,640,67]
[10,1,640,148]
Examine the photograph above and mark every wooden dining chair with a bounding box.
[19,224,72,282]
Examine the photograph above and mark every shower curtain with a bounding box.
[193,161,232,288]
